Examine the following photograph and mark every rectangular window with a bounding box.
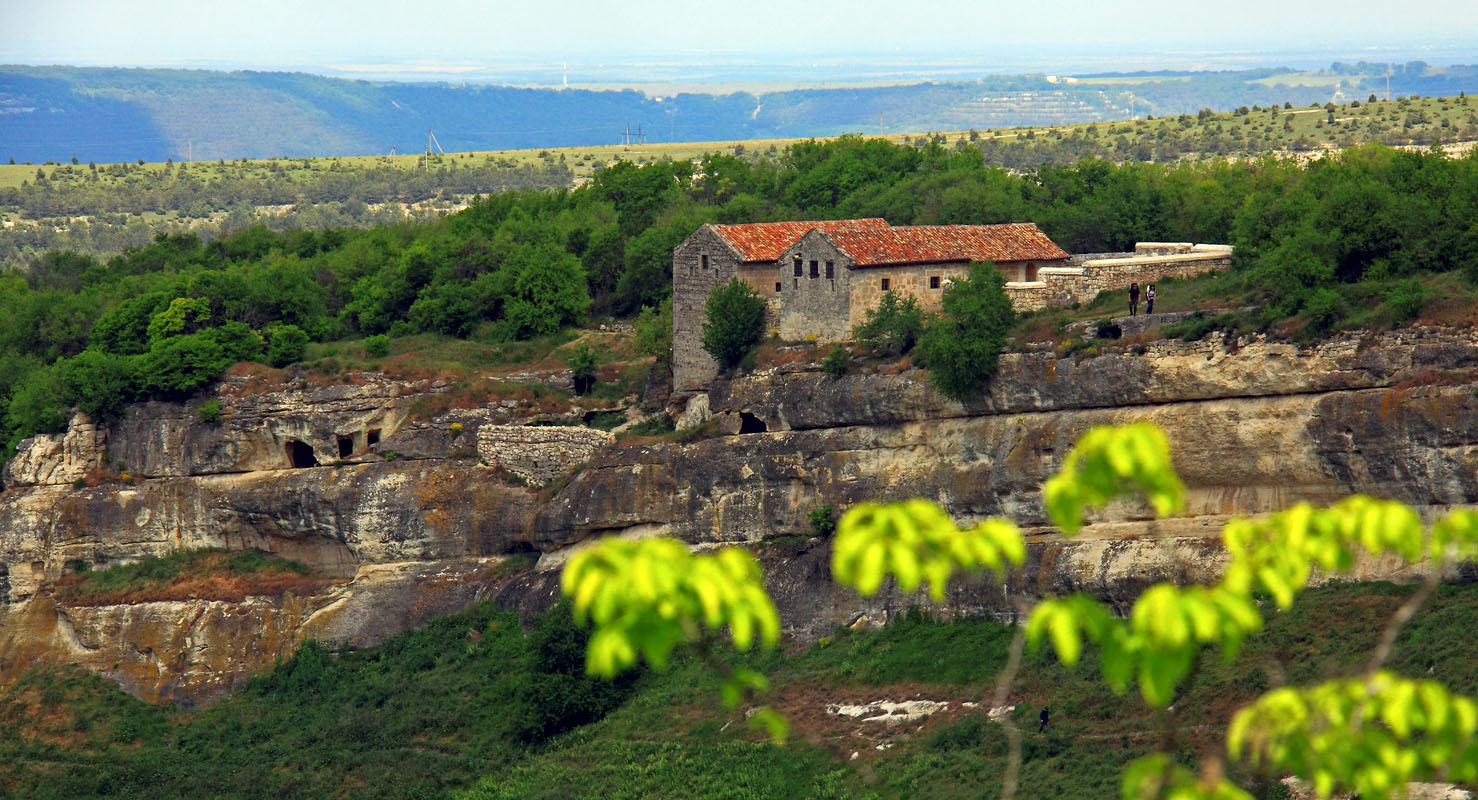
[930,276,940,289]
[809,260,819,278]
[881,278,890,291]
[793,257,802,277]
[775,282,782,293]
[825,261,834,278]
[793,279,799,290]
[701,254,709,269]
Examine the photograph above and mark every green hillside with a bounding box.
[3,580,1474,799]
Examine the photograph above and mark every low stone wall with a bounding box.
[476,425,614,485]
[1006,244,1232,312]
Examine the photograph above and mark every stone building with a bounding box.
[671,219,887,393]
[776,223,1070,341]
[671,219,1231,393]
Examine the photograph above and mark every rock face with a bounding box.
[6,328,1478,704]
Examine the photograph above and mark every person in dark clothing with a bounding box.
[1038,706,1050,733]
[1145,283,1156,315]
[1128,282,1140,316]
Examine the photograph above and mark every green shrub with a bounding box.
[196,399,222,424]
[55,349,139,420]
[265,324,309,367]
[567,343,599,395]
[363,334,390,358]
[916,263,1014,401]
[633,297,673,358]
[1381,277,1426,323]
[700,278,765,371]
[138,333,228,397]
[852,292,924,356]
[809,505,836,537]
[822,346,849,379]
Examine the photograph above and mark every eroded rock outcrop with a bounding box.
[5,327,1478,704]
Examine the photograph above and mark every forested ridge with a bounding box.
[4,62,1477,163]
[2,133,1477,464]
[2,93,1474,273]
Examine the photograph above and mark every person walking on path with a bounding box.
[1128,282,1140,316]
[1145,283,1156,315]
[1038,706,1050,733]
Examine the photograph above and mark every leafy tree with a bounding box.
[138,333,228,397]
[500,243,590,339]
[916,262,1014,400]
[265,325,309,368]
[566,343,598,395]
[700,278,766,371]
[632,297,673,359]
[852,291,924,357]
[55,349,139,420]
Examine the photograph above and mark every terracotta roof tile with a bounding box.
[711,219,889,263]
[823,223,1068,267]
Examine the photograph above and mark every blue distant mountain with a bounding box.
[2,63,1474,163]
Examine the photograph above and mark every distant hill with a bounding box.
[3,62,1477,163]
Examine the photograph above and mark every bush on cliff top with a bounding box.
[917,262,1014,401]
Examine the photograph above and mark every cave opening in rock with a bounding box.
[738,412,768,434]
[0,563,8,606]
[286,440,319,468]
[366,429,381,448]
[337,436,354,458]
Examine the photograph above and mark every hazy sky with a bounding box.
[6,0,1477,77]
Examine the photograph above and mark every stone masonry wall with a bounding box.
[776,232,854,342]
[1005,244,1232,311]
[476,425,614,486]
[672,227,740,394]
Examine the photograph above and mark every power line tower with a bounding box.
[422,129,445,169]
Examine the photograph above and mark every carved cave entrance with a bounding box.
[738,412,768,434]
[337,436,354,458]
[286,440,319,468]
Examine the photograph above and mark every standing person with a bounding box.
[1145,283,1156,315]
[1038,706,1050,733]
[1128,282,1140,316]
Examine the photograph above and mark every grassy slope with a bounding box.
[3,94,1473,191]
[3,581,1476,800]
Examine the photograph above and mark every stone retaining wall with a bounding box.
[476,425,614,485]
[1006,244,1232,312]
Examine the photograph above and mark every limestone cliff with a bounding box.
[4,328,1478,704]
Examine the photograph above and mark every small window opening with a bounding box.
[825,261,834,278]
[701,254,709,269]
[286,440,319,469]
[366,429,381,447]
[793,257,802,277]
[930,276,940,289]
[793,278,798,289]
[337,436,354,458]
[809,260,819,278]
[881,278,890,291]
[737,412,768,434]
[1026,262,1038,281]
[775,282,782,293]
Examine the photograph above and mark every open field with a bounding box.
[4,92,1473,193]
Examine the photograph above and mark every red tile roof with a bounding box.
[822,223,1069,267]
[711,219,889,263]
